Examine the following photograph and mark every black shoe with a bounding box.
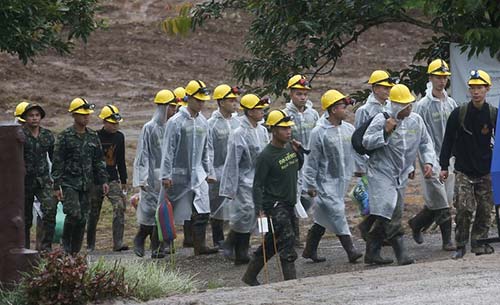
[280,259,297,281]
[242,256,265,286]
[364,237,393,265]
[183,220,194,248]
[113,245,129,252]
[452,246,466,259]
[439,219,456,251]
[408,208,434,245]
[193,222,218,255]
[222,230,236,260]
[133,225,152,257]
[302,223,326,263]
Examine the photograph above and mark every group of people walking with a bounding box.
[16,59,496,286]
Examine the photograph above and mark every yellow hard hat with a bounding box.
[287,75,311,90]
[368,70,396,87]
[468,69,492,86]
[427,59,451,76]
[14,101,30,122]
[185,80,211,101]
[321,89,348,110]
[266,110,295,127]
[213,84,241,100]
[389,84,415,104]
[99,105,123,123]
[22,103,46,120]
[68,97,95,114]
[154,89,177,105]
[174,87,188,106]
[240,94,269,109]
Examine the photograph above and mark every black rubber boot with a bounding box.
[86,216,98,252]
[408,207,434,244]
[389,235,415,265]
[133,225,152,257]
[234,232,251,265]
[62,220,73,254]
[242,256,265,286]
[183,220,194,248]
[71,222,86,255]
[222,230,236,260]
[365,235,394,265]
[338,235,363,263]
[452,246,466,259]
[358,216,376,242]
[439,219,456,251]
[210,218,225,248]
[192,222,218,256]
[40,222,55,252]
[302,223,326,263]
[280,259,297,281]
[151,226,165,259]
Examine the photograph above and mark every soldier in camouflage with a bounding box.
[52,98,109,255]
[21,103,57,251]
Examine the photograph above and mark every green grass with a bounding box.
[0,284,26,305]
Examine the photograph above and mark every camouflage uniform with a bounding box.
[52,126,108,254]
[453,172,493,250]
[23,126,56,250]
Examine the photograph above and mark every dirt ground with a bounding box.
[0,0,473,299]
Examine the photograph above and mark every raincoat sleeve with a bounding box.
[417,117,436,166]
[159,120,178,181]
[202,130,216,180]
[218,133,243,199]
[439,108,459,170]
[303,128,321,191]
[52,132,66,190]
[132,125,150,187]
[206,124,215,174]
[362,113,389,150]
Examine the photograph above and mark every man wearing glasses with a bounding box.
[243,110,304,286]
[87,105,129,252]
[440,69,497,259]
[52,98,109,255]
[284,74,320,247]
[408,59,458,252]
[219,94,270,265]
[161,80,218,256]
[302,90,363,264]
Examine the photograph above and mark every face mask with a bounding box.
[388,102,411,122]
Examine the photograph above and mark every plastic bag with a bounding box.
[53,202,66,243]
[349,176,370,216]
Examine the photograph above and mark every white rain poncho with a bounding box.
[285,100,320,211]
[219,115,269,233]
[414,82,458,207]
[353,93,389,173]
[207,109,240,219]
[303,115,355,235]
[362,102,436,219]
[160,106,215,225]
[133,105,168,226]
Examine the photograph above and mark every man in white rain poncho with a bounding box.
[363,84,435,266]
[219,94,270,265]
[133,90,178,259]
[284,74,320,246]
[409,59,457,251]
[302,90,362,264]
[161,80,218,256]
[354,70,396,240]
[207,84,241,248]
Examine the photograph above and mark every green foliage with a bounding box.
[165,0,499,98]
[0,0,101,64]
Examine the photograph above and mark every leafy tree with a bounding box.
[165,0,499,99]
[0,0,101,64]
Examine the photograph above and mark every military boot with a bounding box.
[210,218,225,248]
[338,235,363,263]
[133,224,152,257]
[151,226,165,259]
[280,259,297,281]
[452,246,466,259]
[192,222,218,255]
[40,223,55,252]
[439,219,456,251]
[222,230,236,260]
[242,256,265,286]
[62,221,73,254]
[364,231,393,265]
[389,235,415,265]
[86,215,98,251]
[302,223,326,262]
[112,215,128,251]
[408,207,434,244]
[183,220,193,248]
[234,232,251,265]
[70,222,86,255]
[358,216,376,242]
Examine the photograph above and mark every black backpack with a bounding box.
[351,112,390,156]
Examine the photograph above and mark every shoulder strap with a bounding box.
[489,105,497,128]
[458,104,467,130]
[382,112,389,119]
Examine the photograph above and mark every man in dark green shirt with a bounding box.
[243,109,304,286]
